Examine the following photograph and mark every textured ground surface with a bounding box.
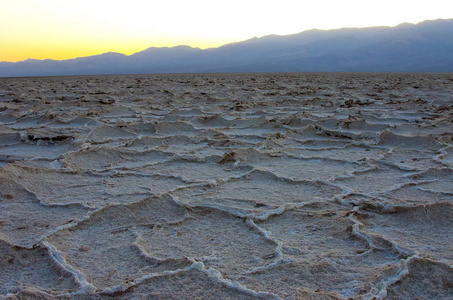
[1,73,452,299]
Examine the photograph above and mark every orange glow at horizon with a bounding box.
[1,0,453,62]
[1,39,224,63]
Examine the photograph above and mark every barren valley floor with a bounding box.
[1,73,452,299]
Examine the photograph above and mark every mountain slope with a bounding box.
[1,18,453,76]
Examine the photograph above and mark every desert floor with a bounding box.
[1,73,452,299]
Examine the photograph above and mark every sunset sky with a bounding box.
[1,0,452,62]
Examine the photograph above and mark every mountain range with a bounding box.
[1,18,453,77]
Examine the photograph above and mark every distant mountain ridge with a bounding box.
[1,18,453,77]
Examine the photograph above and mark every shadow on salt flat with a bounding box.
[0,240,80,296]
[46,195,191,291]
[238,204,400,299]
[172,169,342,212]
[386,258,453,299]
[360,202,453,265]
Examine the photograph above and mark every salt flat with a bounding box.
[0,73,452,299]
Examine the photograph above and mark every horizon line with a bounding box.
[3,18,450,64]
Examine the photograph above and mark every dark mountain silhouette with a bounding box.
[1,18,453,77]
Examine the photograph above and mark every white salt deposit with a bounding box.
[0,73,452,299]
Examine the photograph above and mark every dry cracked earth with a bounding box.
[0,73,452,299]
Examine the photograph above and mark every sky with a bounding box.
[1,0,453,62]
